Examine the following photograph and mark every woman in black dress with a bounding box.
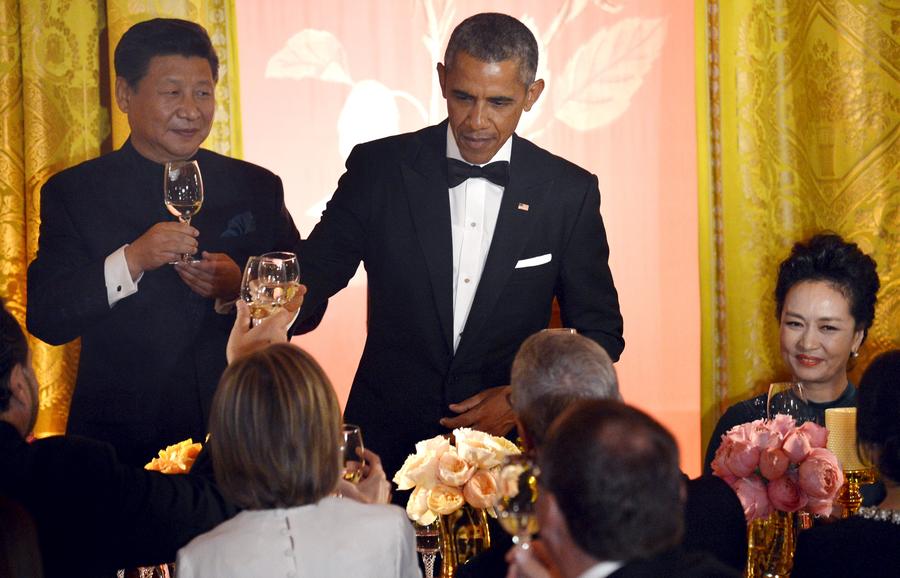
[792,350,900,577]
[703,233,880,473]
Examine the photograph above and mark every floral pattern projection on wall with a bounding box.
[264,0,666,253]
[237,0,703,472]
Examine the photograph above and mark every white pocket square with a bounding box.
[515,253,552,269]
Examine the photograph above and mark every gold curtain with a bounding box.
[0,0,242,437]
[698,0,900,449]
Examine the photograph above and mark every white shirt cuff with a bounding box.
[214,298,237,314]
[105,245,140,307]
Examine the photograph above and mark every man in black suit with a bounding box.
[507,400,738,578]
[26,19,315,466]
[297,12,624,480]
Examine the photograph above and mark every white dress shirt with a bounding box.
[104,245,140,306]
[176,496,421,578]
[577,560,625,578]
[447,126,512,351]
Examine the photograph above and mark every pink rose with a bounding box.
[782,430,812,463]
[711,436,735,479]
[463,470,498,509]
[769,414,796,438]
[733,475,772,522]
[767,474,808,512]
[807,497,835,517]
[724,439,761,478]
[798,447,844,500]
[798,421,828,449]
[759,448,790,481]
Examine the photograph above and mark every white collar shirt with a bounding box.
[576,560,625,578]
[446,126,512,352]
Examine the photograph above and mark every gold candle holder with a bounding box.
[825,408,875,517]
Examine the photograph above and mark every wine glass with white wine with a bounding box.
[414,521,441,578]
[163,160,203,263]
[495,454,540,550]
[340,424,366,483]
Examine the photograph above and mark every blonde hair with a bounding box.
[209,344,341,509]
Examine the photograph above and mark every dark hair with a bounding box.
[210,344,341,510]
[857,350,900,483]
[114,18,219,88]
[774,233,879,338]
[541,400,684,561]
[0,304,29,413]
[0,496,44,578]
[444,13,538,85]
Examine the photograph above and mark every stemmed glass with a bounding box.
[340,424,366,483]
[767,381,819,425]
[414,521,441,578]
[495,454,541,550]
[163,160,203,263]
[240,256,266,326]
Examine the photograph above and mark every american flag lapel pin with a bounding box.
[517,202,530,211]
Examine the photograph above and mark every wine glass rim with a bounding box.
[261,251,297,261]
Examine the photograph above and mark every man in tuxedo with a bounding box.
[26,18,316,466]
[508,400,739,578]
[297,12,624,480]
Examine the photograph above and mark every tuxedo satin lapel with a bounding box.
[403,130,454,353]
[454,136,551,361]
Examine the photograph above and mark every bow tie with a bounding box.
[446,158,510,188]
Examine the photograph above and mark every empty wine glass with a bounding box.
[164,160,203,263]
[767,381,819,425]
[414,521,441,578]
[495,454,540,550]
[340,424,366,483]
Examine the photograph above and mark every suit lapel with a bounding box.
[403,123,455,353]
[454,135,551,361]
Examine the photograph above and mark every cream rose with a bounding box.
[393,450,440,490]
[427,484,465,515]
[406,486,437,525]
[454,428,519,469]
[415,434,450,457]
[464,470,499,509]
[437,449,476,486]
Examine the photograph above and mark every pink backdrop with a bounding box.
[235,0,701,475]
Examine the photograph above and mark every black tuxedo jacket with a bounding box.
[0,422,237,578]
[298,121,624,476]
[27,140,305,466]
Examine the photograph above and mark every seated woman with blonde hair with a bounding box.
[176,343,421,577]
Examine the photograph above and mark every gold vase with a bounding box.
[746,510,800,577]
[438,504,491,578]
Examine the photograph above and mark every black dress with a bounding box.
[792,513,900,577]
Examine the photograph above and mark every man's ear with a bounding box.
[437,62,447,98]
[115,77,132,114]
[523,79,544,112]
[8,364,29,405]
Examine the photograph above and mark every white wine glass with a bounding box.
[495,454,540,550]
[767,381,819,425]
[414,521,441,578]
[240,256,268,327]
[256,251,301,312]
[340,424,366,483]
[163,160,203,263]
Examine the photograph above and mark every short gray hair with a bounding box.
[510,331,620,445]
[444,13,539,86]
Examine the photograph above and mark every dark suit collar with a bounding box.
[403,124,555,359]
[454,133,552,361]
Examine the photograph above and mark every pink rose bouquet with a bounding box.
[394,428,520,524]
[711,415,844,521]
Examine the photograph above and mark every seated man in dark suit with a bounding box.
[458,331,746,577]
[0,298,385,578]
[508,400,738,578]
